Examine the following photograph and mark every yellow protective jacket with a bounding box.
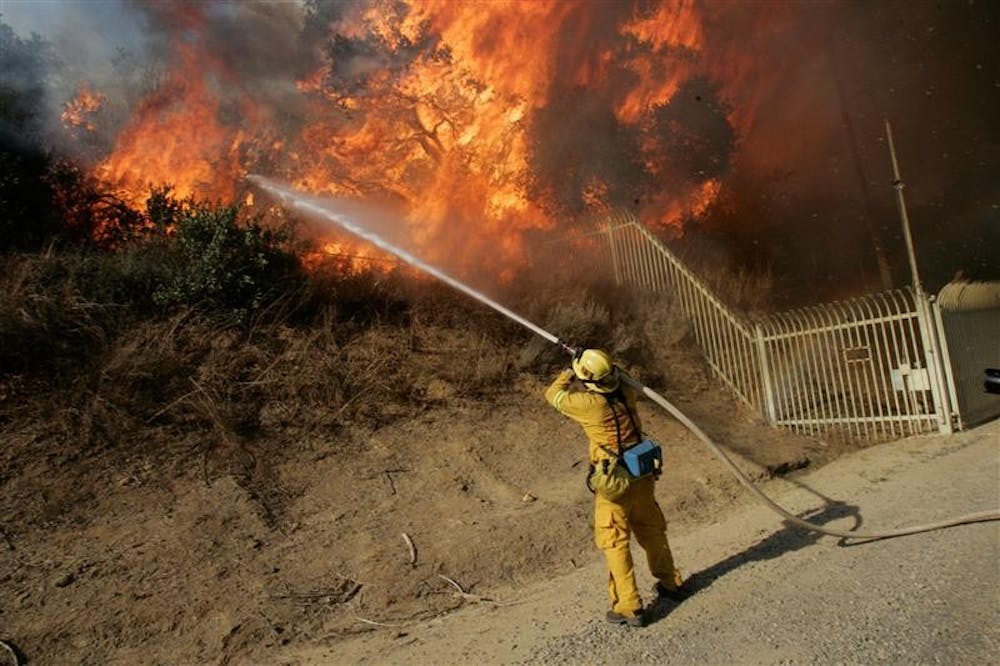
[544,369,643,464]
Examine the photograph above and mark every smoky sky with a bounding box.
[694,0,1000,299]
[2,0,997,300]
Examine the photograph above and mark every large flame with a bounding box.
[88,0,735,278]
[96,40,253,206]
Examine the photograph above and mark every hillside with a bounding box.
[0,250,848,664]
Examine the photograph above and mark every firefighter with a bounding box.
[544,349,689,627]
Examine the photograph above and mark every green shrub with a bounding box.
[153,201,301,321]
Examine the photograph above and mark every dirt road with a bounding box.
[284,418,1000,665]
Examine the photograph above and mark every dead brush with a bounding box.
[674,237,777,316]
[705,266,776,317]
[0,253,118,374]
[337,323,419,423]
[122,317,299,523]
[406,297,523,398]
[251,308,362,435]
[514,294,611,370]
[35,311,210,469]
[512,283,660,372]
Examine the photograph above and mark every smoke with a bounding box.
[3,0,997,297]
[1,0,151,156]
[694,0,1000,296]
[138,1,309,99]
[1,0,308,158]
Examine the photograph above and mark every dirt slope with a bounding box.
[282,419,998,665]
[2,363,842,665]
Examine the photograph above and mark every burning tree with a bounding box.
[78,1,738,281]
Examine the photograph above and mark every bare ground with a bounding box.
[285,419,999,666]
[0,358,855,665]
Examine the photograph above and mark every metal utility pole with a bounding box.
[885,119,923,296]
[828,28,893,291]
[884,120,954,434]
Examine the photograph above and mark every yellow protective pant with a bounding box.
[593,475,682,616]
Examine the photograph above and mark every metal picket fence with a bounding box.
[595,211,765,412]
[756,290,945,440]
[567,211,958,442]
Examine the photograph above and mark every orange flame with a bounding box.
[95,6,270,210]
[641,178,722,232]
[61,82,106,132]
[616,0,704,123]
[93,0,726,277]
[301,240,399,274]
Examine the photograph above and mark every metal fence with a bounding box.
[573,211,960,442]
[757,290,944,440]
[598,211,765,411]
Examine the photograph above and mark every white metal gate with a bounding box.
[571,211,957,442]
[756,290,944,439]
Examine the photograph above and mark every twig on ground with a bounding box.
[355,615,405,628]
[0,639,23,666]
[273,583,362,605]
[364,468,408,495]
[438,573,466,593]
[437,573,502,604]
[145,388,199,424]
[270,574,363,605]
[382,468,407,495]
[401,532,417,566]
[328,391,363,425]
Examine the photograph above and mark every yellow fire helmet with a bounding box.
[572,348,620,393]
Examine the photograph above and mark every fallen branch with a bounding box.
[354,615,405,628]
[0,639,24,666]
[270,582,362,606]
[401,532,417,566]
[437,573,502,604]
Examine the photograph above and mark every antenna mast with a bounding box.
[885,120,923,296]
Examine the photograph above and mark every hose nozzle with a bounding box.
[558,341,579,356]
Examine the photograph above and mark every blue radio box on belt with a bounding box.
[623,439,662,478]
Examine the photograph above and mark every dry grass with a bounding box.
[0,247,700,528]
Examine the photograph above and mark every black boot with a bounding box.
[653,581,692,603]
[606,609,645,627]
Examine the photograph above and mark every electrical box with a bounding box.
[892,364,930,392]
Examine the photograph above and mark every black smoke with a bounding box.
[693,0,1000,302]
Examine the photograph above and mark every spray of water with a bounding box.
[248,175,569,349]
[250,175,1000,540]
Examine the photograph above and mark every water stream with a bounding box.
[249,175,566,348]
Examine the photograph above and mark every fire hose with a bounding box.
[628,376,999,540]
[251,176,1000,542]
